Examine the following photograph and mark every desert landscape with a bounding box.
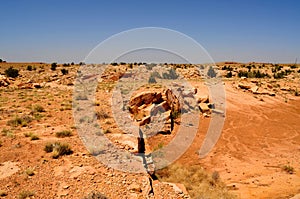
[0,61,299,198]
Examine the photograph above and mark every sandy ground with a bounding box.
[178,82,300,199]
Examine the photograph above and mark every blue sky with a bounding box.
[0,0,299,63]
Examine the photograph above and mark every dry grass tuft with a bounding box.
[156,164,237,199]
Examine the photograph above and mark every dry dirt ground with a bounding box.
[0,62,299,198]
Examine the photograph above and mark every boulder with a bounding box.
[197,95,209,103]
[250,86,258,93]
[0,75,9,87]
[238,82,251,90]
[199,103,210,113]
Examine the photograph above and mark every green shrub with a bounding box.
[51,63,57,71]
[226,71,232,78]
[26,65,33,71]
[61,68,68,75]
[5,67,19,78]
[207,66,217,78]
[148,76,157,84]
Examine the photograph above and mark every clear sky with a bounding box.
[0,0,299,63]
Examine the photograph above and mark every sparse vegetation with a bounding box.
[207,66,217,78]
[5,66,19,78]
[1,128,15,138]
[156,164,236,198]
[84,191,108,199]
[19,190,34,199]
[7,115,33,127]
[44,142,72,158]
[24,132,39,140]
[31,104,45,113]
[55,130,73,138]
[148,75,157,84]
[282,164,294,174]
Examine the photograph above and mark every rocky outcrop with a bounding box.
[129,89,180,129]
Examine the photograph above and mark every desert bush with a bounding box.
[50,63,57,71]
[19,190,34,199]
[24,132,39,140]
[7,115,33,127]
[162,69,179,79]
[44,142,72,158]
[146,63,156,70]
[156,164,236,199]
[282,165,294,174]
[84,191,108,199]
[61,68,69,75]
[1,128,15,138]
[273,71,285,79]
[111,62,118,66]
[26,65,33,71]
[148,75,157,84]
[5,66,19,78]
[226,71,233,78]
[207,66,217,78]
[31,104,45,113]
[55,130,73,138]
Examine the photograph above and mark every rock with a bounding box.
[139,115,151,126]
[208,103,215,109]
[281,86,291,91]
[197,95,209,103]
[128,183,142,193]
[165,89,180,113]
[182,90,194,98]
[33,83,42,88]
[163,182,189,196]
[268,92,276,96]
[0,75,9,87]
[238,82,251,90]
[130,91,157,107]
[151,101,170,115]
[199,103,210,113]
[250,86,258,93]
